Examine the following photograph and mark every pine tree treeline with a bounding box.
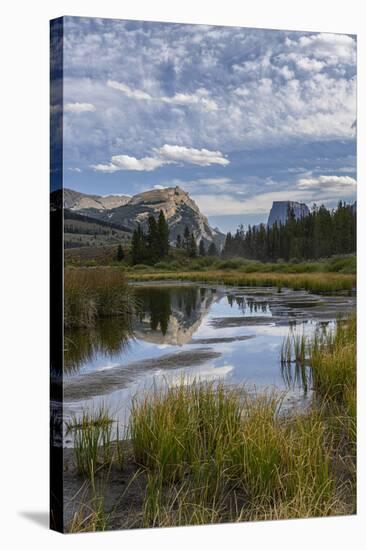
[175,226,198,257]
[131,210,170,264]
[223,202,356,262]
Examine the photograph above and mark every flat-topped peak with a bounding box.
[268,200,310,227]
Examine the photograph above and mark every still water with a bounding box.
[63,283,355,443]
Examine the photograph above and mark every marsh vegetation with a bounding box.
[65,315,356,531]
[64,267,136,329]
[128,268,355,293]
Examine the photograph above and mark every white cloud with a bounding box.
[192,173,357,216]
[91,145,229,172]
[161,90,218,111]
[297,175,356,189]
[193,192,312,215]
[153,184,167,190]
[63,22,356,164]
[296,33,356,65]
[155,145,229,166]
[107,79,217,111]
[107,80,152,100]
[64,102,96,113]
[67,167,82,172]
[91,155,167,173]
[279,53,325,72]
[277,65,295,80]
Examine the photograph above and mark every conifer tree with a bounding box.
[116,244,124,262]
[188,233,198,257]
[131,224,145,264]
[199,239,206,256]
[147,215,160,263]
[208,242,218,256]
[158,210,170,257]
[222,202,356,262]
[183,226,190,250]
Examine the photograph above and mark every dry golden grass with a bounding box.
[64,267,135,328]
[127,270,355,293]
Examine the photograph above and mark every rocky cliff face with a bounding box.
[58,186,224,247]
[119,186,224,246]
[267,201,310,227]
[51,186,225,247]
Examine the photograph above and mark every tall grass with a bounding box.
[281,316,356,476]
[281,316,356,414]
[66,406,124,478]
[68,485,108,533]
[64,267,136,329]
[128,270,355,293]
[128,381,348,526]
[310,316,357,452]
[310,316,356,404]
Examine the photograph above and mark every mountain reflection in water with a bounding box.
[64,284,355,397]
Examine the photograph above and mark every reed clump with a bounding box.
[64,267,136,329]
[129,381,348,526]
[281,315,356,422]
[310,316,356,405]
[66,406,124,478]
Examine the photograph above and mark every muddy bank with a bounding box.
[209,316,282,328]
[190,335,255,344]
[64,348,221,402]
[63,443,147,531]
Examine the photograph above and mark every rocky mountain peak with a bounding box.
[267,201,310,227]
[55,186,225,248]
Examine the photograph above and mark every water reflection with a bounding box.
[227,293,272,316]
[64,285,355,400]
[63,284,356,443]
[64,318,132,374]
[281,361,311,394]
[134,286,218,346]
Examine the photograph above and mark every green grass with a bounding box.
[281,315,356,467]
[281,315,356,411]
[127,381,350,527]
[310,316,356,405]
[124,254,355,275]
[64,267,136,329]
[66,406,124,478]
[65,244,356,274]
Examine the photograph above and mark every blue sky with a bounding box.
[59,17,357,232]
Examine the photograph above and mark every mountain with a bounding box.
[53,186,225,247]
[52,188,131,211]
[267,201,310,227]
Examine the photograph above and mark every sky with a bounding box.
[58,16,357,233]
